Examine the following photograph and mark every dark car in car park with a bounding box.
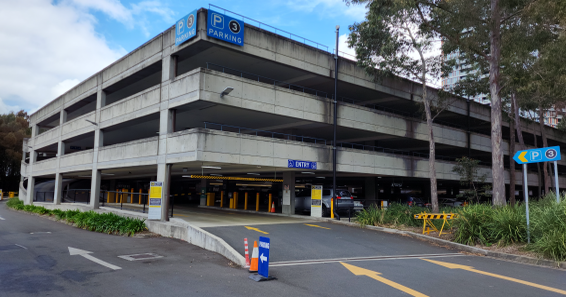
[393,194,429,208]
[292,187,355,217]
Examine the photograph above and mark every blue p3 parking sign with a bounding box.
[207,10,244,46]
[175,9,197,46]
[258,236,270,278]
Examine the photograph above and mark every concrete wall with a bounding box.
[97,137,159,164]
[100,86,161,123]
[61,111,96,139]
[59,150,94,169]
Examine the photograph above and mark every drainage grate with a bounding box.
[118,253,163,261]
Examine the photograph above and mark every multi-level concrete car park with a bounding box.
[20,7,566,220]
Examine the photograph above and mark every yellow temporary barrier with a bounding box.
[9,192,15,198]
[414,212,458,236]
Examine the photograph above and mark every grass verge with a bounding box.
[6,198,146,236]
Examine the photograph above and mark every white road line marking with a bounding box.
[68,247,122,270]
[30,232,51,234]
[0,216,5,220]
[15,244,27,250]
[270,253,464,267]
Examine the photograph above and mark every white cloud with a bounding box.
[284,0,367,19]
[338,33,357,60]
[0,0,173,115]
[0,0,126,114]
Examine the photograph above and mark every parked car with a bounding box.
[292,187,355,217]
[440,197,467,207]
[393,194,430,208]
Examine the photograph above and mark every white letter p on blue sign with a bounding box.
[212,13,223,29]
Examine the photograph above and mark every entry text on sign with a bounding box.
[259,242,270,249]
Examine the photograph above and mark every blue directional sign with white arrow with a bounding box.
[258,236,270,278]
[513,146,561,165]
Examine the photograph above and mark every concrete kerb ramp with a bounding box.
[31,202,246,267]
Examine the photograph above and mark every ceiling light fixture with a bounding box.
[247,173,260,175]
[201,166,221,170]
[301,172,315,174]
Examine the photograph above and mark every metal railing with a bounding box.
[209,4,329,52]
[102,190,150,213]
[34,192,54,202]
[63,189,91,204]
[204,122,327,144]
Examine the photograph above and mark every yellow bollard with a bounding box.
[256,193,260,211]
[220,191,224,208]
[106,192,110,203]
[139,189,142,204]
[130,188,134,203]
[268,194,272,213]
[147,190,150,205]
[245,192,248,210]
[331,198,334,219]
[233,192,238,209]
[211,193,216,206]
[229,198,234,209]
[206,193,211,206]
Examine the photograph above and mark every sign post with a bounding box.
[311,185,322,217]
[513,146,561,243]
[249,236,275,281]
[148,181,163,220]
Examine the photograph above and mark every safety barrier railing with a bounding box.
[34,191,54,202]
[102,189,150,213]
[204,122,327,145]
[209,4,329,52]
[62,189,91,204]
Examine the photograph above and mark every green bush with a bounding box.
[5,199,146,236]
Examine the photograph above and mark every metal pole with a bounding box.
[333,25,339,220]
[523,164,530,243]
[554,161,560,203]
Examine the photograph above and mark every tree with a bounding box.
[0,111,31,191]
[452,156,491,203]
[345,1,451,212]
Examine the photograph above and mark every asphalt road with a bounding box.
[2,200,566,297]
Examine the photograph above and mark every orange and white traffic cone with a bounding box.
[270,202,275,213]
[249,241,259,272]
[244,238,250,267]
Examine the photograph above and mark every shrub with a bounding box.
[6,198,24,209]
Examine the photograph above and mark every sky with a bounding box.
[0,0,367,115]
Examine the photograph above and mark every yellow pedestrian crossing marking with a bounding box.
[305,224,331,230]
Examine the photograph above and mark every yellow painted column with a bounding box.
[139,189,142,204]
[130,188,134,203]
[147,190,150,205]
[233,192,238,209]
[220,191,224,208]
[206,193,211,206]
[211,193,216,206]
[244,192,248,210]
[229,198,234,209]
[256,193,260,211]
[268,193,272,212]
[106,192,110,203]
[331,198,334,219]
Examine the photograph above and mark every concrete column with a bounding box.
[89,169,101,208]
[32,125,38,137]
[26,177,35,205]
[53,173,63,205]
[364,177,378,206]
[157,163,171,222]
[282,172,296,215]
[200,179,207,206]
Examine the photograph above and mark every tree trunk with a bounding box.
[537,106,551,193]
[423,85,439,213]
[509,96,516,206]
[489,0,506,206]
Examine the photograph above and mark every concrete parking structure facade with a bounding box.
[21,8,566,219]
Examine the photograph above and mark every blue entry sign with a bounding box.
[258,236,270,278]
[207,10,244,46]
[288,160,317,170]
[513,146,561,165]
[175,9,198,46]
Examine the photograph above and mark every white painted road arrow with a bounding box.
[68,247,121,270]
[260,253,267,263]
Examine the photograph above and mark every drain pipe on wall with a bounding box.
[333,25,339,220]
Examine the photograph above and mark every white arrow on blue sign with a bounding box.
[258,236,270,278]
[513,146,561,165]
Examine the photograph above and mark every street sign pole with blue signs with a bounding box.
[249,236,275,282]
[513,146,562,243]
